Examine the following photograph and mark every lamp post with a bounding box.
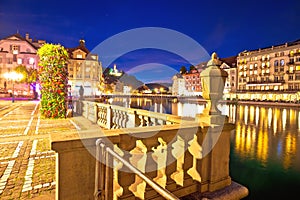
[4,72,23,103]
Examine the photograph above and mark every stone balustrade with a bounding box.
[81,101,184,130]
[51,105,248,200]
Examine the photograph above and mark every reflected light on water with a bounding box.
[282,109,287,131]
[298,111,300,131]
[255,106,259,126]
[244,105,248,125]
[268,108,272,128]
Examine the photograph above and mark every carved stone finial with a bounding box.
[207,52,221,67]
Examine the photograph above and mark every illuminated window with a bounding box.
[296,66,300,71]
[29,58,35,65]
[289,50,294,56]
[77,54,83,59]
[17,58,22,65]
[255,57,257,61]
[250,64,253,69]
[250,71,253,75]
[254,70,257,75]
[266,69,270,73]
[280,59,285,66]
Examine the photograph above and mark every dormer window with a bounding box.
[11,45,20,54]
[77,54,83,59]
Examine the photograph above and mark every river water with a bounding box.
[111,97,300,199]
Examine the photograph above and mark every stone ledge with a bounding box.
[181,181,248,200]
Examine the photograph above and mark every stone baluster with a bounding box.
[116,135,137,198]
[106,106,112,129]
[127,109,137,128]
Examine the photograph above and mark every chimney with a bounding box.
[26,33,29,40]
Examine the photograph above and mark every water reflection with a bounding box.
[233,104,300,170]
[110,97,300,170]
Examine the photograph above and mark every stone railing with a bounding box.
[81,101,184,129]
[94,122,234,200]
[51,116,249,200]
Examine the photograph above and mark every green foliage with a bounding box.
[189,65,196,71]
[180,66,187,74]
[37,43,69,118]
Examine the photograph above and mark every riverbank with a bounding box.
[177,97,300,108]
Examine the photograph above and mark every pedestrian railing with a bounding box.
[95,138,179,200]
[81,101,184,129]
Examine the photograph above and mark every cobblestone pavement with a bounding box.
[0,100,79,199]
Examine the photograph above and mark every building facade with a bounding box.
[220,56,237,94]
[66,40,102,97]
[237,40,300,92]
[0,33,44,96]
[171,73,185,96]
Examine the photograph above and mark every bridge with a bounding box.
[50,53,249,200]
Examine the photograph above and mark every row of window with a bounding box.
[239,83,300,90]
[0,56,35,65]
[239,49,300,63]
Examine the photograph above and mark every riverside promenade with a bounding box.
[0,100,89,200]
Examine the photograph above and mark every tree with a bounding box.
[37,43,69,118]
[180,66,187,74]
[189,65,196,72]
[14,65,38,99]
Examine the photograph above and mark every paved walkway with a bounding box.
[0,100,81,199]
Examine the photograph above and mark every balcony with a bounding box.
[247,80,285,86]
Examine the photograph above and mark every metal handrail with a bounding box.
[95,139,179,200]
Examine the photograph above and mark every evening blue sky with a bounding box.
[1,0,300,83]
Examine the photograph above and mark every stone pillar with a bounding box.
[194,53,248,199]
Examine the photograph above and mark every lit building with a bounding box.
[172,73,185,96]
[237,40,300,92]
[0,33,44,96]
[182,66,204,96]
[66,39,102,97]
[220,56,237,94]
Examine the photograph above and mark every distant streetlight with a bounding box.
[4,72,23,103]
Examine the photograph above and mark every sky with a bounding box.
[1,0,300,83]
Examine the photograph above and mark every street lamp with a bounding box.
[4,72,23,103]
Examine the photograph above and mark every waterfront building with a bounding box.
[220,56,238,99]
[182,66,203,96]
[237,39,300,92]
[66,39,102,97]
[0,33,44,96]
[171,73,185,96]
